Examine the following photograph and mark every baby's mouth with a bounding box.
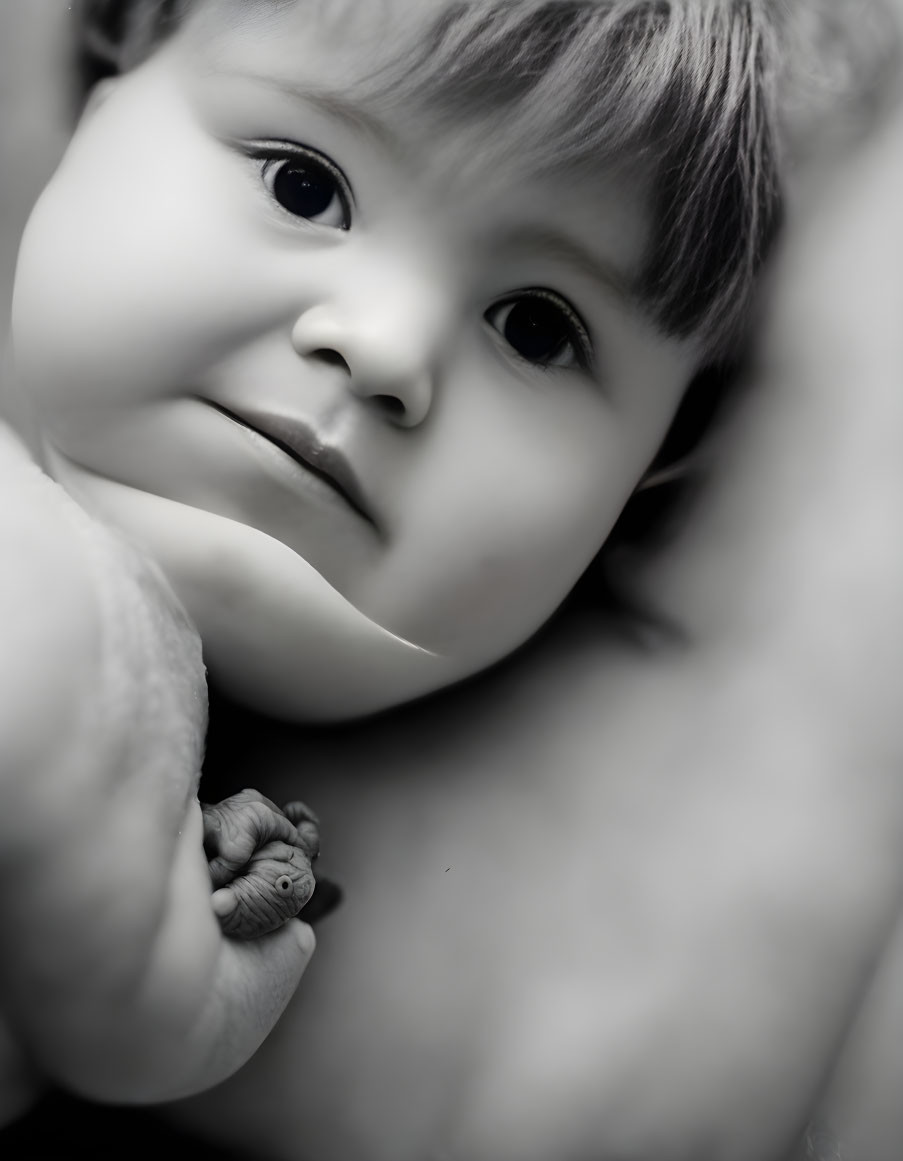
[205,400,377,529]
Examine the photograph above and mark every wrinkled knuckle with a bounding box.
[295,821,320,860]
[218,872,294,939]
[222,812,254,853]
[296,872,316,910]
[253,838,298,864]
[207,855,232,885]
[217,848,317,938]
[246,799,268,824]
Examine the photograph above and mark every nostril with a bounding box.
[311,348,351,373]
[372,394,406,419]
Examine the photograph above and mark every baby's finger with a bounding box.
[282,799,321,860]
[213,841,317,940]
[203,790,306,886]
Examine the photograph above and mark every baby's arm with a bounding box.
[0,426,315,1103]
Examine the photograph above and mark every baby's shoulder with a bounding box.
[0,423,106,769]
[0,420,205,783]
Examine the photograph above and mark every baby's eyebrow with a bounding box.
[226,70,402,153]
[495,225,637,307]
[218,70,636,308]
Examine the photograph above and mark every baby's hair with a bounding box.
[365,1,781,358]
[370,0,898,355]
[74,0,895,359]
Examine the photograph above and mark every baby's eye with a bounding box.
[253,143,353,230]
[485,289,592,371]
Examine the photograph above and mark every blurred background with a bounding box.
[1,3,72,423]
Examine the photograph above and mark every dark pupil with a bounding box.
[273,162,336,219]
[503,298,570,363]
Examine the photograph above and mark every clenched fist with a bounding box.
[203,791,323,939]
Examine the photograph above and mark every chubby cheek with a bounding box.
[384,528,596,659]
[11,68,290,425]
[397,354,697,660]
[362,418,639,658]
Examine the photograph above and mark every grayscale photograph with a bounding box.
[1,3,902,1159]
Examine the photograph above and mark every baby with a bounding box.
[3,0,903,1157]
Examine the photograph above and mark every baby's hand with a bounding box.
[203,791,319,939]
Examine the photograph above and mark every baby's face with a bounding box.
[13,0,698,718]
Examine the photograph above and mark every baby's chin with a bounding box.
[46,451,464,721]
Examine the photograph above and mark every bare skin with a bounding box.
[0,431,317,1108]
[203,792,323,939]
[165,31,903,1161]
[1,4,902,1158]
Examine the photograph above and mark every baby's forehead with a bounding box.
[188,0,648,184]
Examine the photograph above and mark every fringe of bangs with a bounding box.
[358,0,896,351]
[73,0,899,353]
[351,1,783,353]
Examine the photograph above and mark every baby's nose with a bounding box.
[291,298,442,428]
